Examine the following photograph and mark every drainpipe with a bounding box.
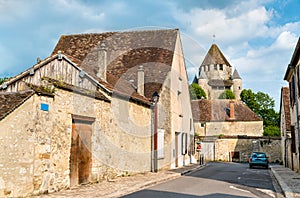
[151,92,159,172]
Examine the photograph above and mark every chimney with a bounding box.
[229,100,235,120]
[97,42,107,80]
[137,65,144,95]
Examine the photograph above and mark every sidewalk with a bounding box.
[271,165,300,198]
[36,163,204,198]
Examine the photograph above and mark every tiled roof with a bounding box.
[232,69,241,79]
[201,44,231,67]
[208,79,233,86]
[280,87,291,131]
[191,99,262,122]
[52,29,178,99]
[0,90,34,120]
[199,70,207,79]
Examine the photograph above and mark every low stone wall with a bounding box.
[195,136,282,163]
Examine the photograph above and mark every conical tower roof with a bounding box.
[201,44,231,67]
[232,68,241,79]
[199,69,207,79]
[192,75,198,84]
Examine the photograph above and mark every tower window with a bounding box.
[214,64,218,70]
[207,65,210,71]
[219,64,223,70]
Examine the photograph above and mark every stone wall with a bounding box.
[194,121,263,137]
[196,136,282,163]
[0,87,152,197]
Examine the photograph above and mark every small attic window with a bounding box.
[219,64,223,70]
[214,64,218,70]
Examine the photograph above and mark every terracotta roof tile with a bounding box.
[0,90,34,120]
[280,87,291,131]
[201,44,231,67]
[191,99,262,122]
[51,29,178,99]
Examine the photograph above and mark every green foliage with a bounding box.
[189,83,206,100]
[0,77,8,85]
[218,90,235,99]
[263,125,281,137]
[241,89,280,136]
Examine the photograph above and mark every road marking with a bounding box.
[256,188,275,198]
[229,185,250,193]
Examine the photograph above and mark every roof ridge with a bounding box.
[59,28,179,37]
[232,68,241,79]
[201,43,231,67]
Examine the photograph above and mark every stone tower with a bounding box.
[232,68,242,100]
[197,43,242,100]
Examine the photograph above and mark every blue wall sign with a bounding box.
[40,103,49,111]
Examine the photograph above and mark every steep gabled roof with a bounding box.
[280,87,291,131]
[0,90,34,120]
[201,44,231,67]
[52,29,179,99]
[191,99,262,122]
[232,69,241,79]
[199,70,207,79]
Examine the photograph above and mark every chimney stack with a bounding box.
[229,100,235,120]
[97,42,107,81]
[137,65,144,95]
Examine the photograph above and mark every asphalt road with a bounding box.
[122,162,280,198]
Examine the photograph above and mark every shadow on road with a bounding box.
[122,189,250,198]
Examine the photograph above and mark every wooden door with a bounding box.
[70,120,92,186]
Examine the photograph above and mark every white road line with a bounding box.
[256,188,275,198]
[229,185,250,193]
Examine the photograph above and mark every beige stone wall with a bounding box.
[0,88,152,197]
[212,138,282,163]
[0,96,36,197]
[205,121,263,136]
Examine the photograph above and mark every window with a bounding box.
[291,126,296,153]
[219,64,223,70]
[201,123,205,127]
[290,76,295,107]
[207,65,210,71]
[214,64,218,70]
[182,133,187,155]
[157,129,165,159]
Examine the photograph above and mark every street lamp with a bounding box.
[151,91,159,172]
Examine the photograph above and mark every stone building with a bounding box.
[195,44,242,100]
[283,36,300,173]
[0,29,195,197]
[191,99,265,162]
[280,87,292,169]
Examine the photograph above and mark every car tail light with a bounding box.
[249,157,252,162]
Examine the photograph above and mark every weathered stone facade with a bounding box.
[0,87,152,197]
[195,136,281,163]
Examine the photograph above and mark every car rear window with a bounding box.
[253,153,266,158]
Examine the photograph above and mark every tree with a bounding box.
[263,125,281,137]
[240,89,280,136]
[189,83,206,100]
[0,77,8,85]
[218,90,235,99]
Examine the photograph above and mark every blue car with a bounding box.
[249,152,269,169]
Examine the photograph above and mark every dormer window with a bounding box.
[214,64,218,70]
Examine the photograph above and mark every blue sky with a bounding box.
[0,0,299,109]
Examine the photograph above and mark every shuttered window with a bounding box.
[157,129,165,159]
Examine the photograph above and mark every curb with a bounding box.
[181,164,206,175]
[270,166,294,198]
